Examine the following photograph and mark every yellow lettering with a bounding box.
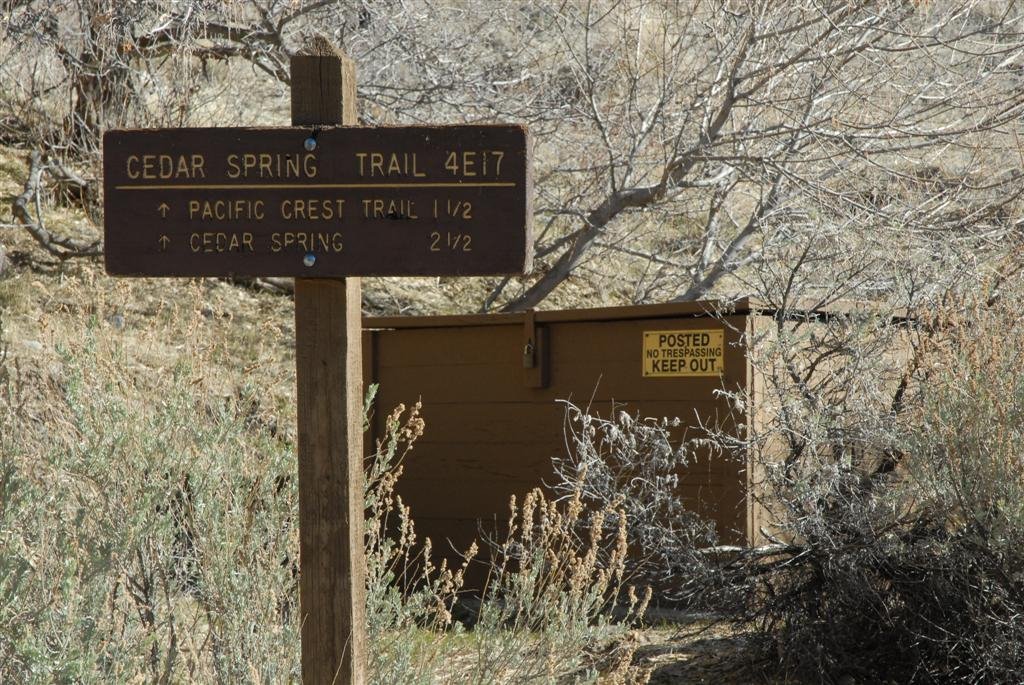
[189,199,264,221]
[225,152,315,179]
[302,153,317,178]
[321,198,343,220]
[387,153,402,175]
[186,232,254,253]
[164,154,205,179]
[268,232,344,253]
[129,154,205,180]
[462,151,476,176]
[356,151,426,177]
[360,198,415,219]
[280,198,345,221]
[440,150,503,177]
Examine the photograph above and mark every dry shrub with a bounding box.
[751,294,1024,684]
[0,316,301,683]
[551,402,724,608]
[363,398,475,685]
[366,399,653,683]
[466,484,652,683]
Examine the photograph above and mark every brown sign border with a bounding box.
[103,125,532,278]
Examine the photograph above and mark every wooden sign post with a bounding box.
[102,44,531,685]
[291,49,366,685]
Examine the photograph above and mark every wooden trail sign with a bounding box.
[102,46,532,685]
[103,124,531,277]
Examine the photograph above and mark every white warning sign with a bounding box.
[642,329,724,377]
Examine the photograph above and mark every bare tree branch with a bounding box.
[11,151,101,259]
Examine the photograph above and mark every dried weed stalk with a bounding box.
[551,402,723,607]
[467,480,651,684]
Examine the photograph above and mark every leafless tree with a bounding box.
[478,1,1024,312]
[2,1,1023,311]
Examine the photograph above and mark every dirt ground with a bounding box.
[634,618,775,685]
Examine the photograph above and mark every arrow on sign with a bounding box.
[157,202,170,218]
[158,235,170,251]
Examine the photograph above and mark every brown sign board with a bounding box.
[102,125,531,277]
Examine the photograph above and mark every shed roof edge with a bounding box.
[364,298,755,330]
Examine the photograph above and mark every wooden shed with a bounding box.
[362,299,778,567]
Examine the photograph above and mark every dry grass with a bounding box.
[0,144,661,683]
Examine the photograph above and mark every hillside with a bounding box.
[5,2,1024,683]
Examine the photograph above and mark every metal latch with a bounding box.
[522,309,549,388]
